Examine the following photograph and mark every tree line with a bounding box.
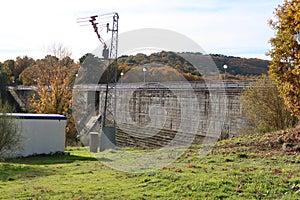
[0,51,271,89]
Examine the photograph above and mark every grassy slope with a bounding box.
[0,130,299,200]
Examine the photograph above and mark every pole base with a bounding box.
[100,126,116,152]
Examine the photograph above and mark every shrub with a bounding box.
[0,100,21,157]
[241,75,297,133]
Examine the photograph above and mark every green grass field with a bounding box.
[0,129,299,199]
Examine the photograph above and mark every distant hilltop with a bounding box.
[209,53,269,76]
[113,51,269,81]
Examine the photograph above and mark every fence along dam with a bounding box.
[73,81,248,148]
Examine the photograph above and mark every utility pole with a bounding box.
[101,13,119,152]
[77,12,119,151]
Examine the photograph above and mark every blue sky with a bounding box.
[0,0,283,61]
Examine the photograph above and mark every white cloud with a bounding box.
[0,0,283,61]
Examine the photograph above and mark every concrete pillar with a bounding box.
[89,132,99,153]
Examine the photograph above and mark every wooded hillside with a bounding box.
[0,52,270,88]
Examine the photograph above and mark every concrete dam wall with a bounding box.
[85,81,247,148]
[11,81,248,148]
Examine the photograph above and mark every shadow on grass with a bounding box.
[0,149,98,182]
[2,152,97,165]
[0,163,53,182]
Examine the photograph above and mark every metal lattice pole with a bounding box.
[100,13,119,151]
[102,13,119,127]
[77,12,119,151]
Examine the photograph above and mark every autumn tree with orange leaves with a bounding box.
[21,52,79,145]
[268,0,300,120]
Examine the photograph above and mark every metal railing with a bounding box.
[8,80,253,92]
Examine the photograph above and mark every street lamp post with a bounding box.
[120,72,124,84]
[143,67,147,83]
[223,64,228,81]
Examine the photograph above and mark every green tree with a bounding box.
[77,53,106,84]
[0,99,21,157]
[14,56,35,84]
[268,0,300,119]
[1,56,35,85]
[2,59,15,84]
[241,76,297,133]
[0,71,9,101]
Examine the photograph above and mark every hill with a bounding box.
[0,52,270,88]
[115,52,270,81]
[210,54,269,76]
